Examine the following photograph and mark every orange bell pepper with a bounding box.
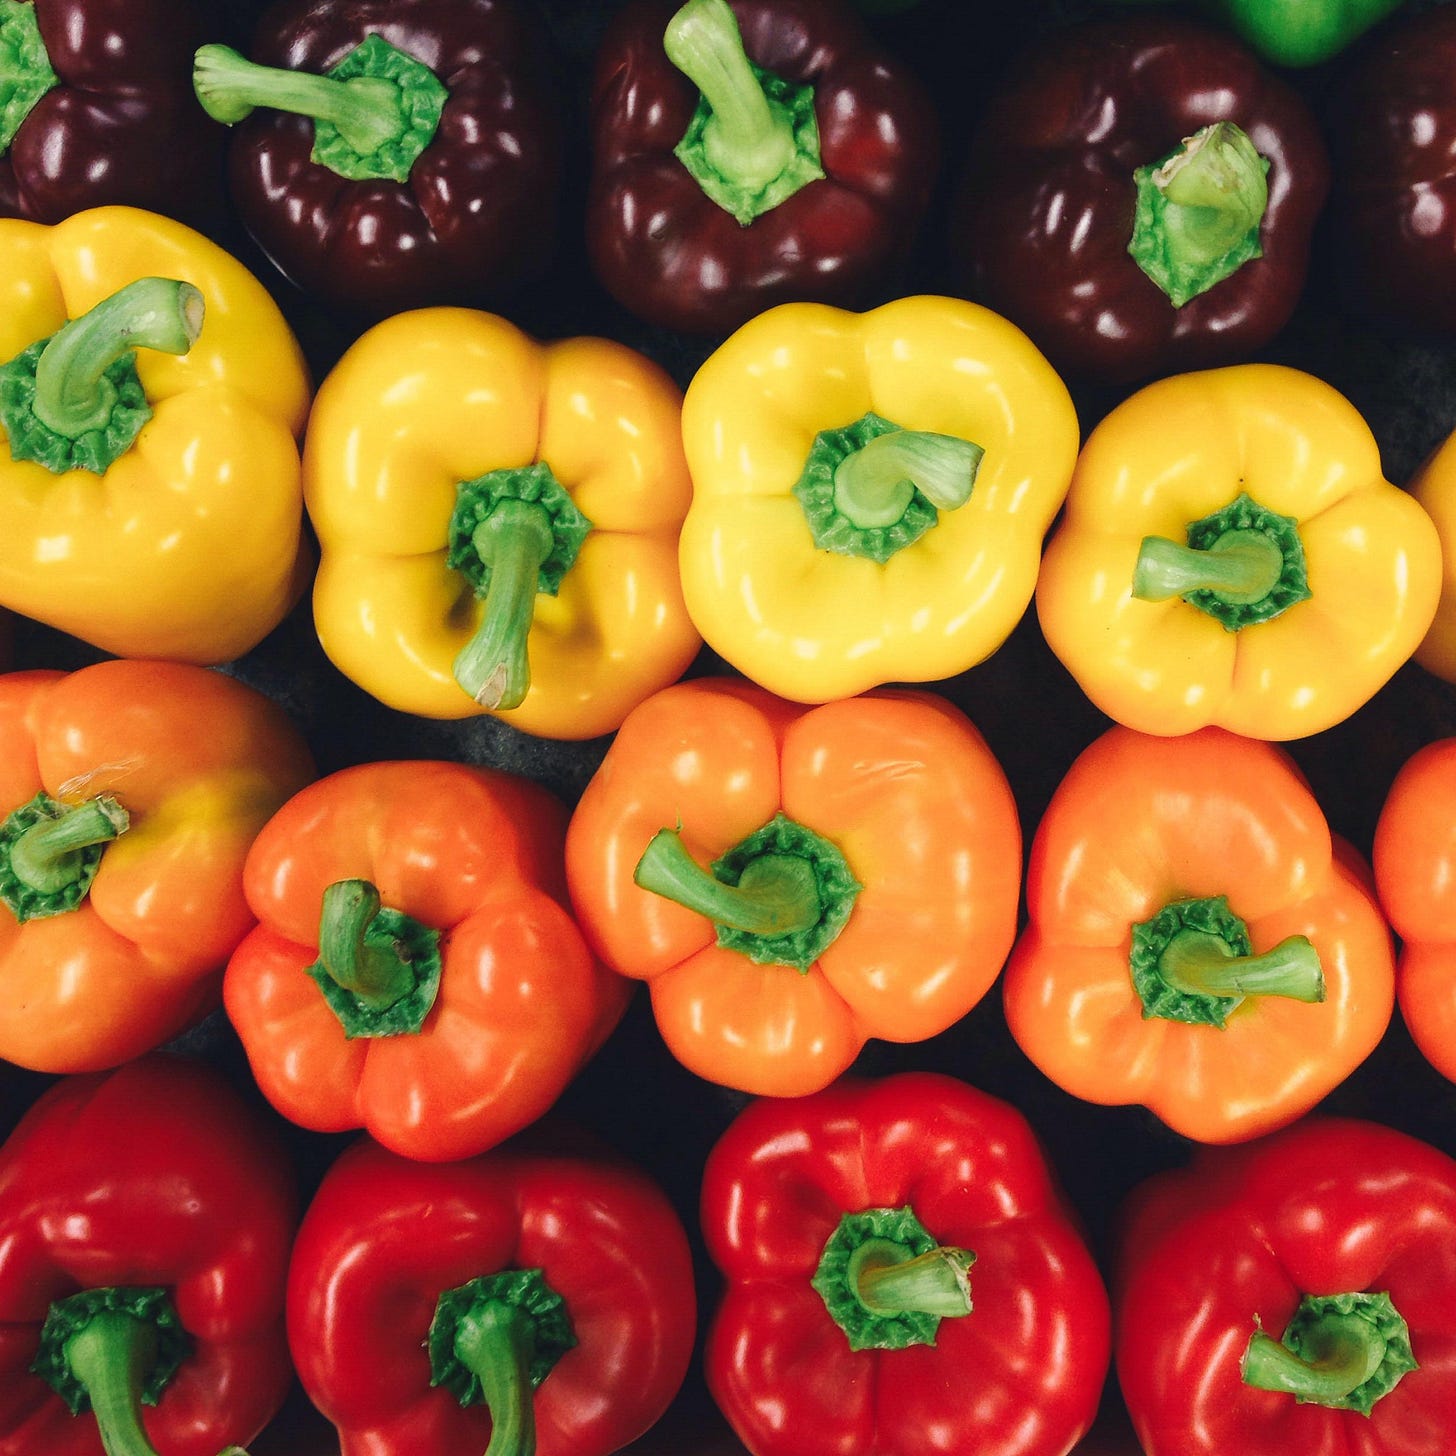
[223,760,630,1162]
[1002,725,1394,1143]
[0,659,315,1072]
[1373,737,1456,1084]
[565,678,1022,1097]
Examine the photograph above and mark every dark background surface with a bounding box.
[9,0,1456,1451]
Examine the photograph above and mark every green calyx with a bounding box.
[1242,1290,1418,1415]
[633,812,861,972]
[0,0,58,152]
[1128,121,1270,307]
[0,277,204,476]
[194,33,446,184]
[305,878,443,1038]
[667,0,824,225]
[1130,894,1324,1029]
[447,462,592,710]
[0,792,129,922]
[811,1206,974,1353]
[1132,492,1311,630]
[33,1287,190,1456]
[429,1268,577,1456]
[794,411,983,564]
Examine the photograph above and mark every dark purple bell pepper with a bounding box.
[950,16,1329,385]
[193,0,562,318]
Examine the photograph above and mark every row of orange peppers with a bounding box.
[5,655,1456,1163]
[8,207,1456,746]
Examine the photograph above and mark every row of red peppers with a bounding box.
[4,1050,1454,1456]
[4,657,1456,1150]
[3,0,1454,360]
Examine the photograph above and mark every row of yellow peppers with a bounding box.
[5,205,1456,743]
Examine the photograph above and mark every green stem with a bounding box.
[317,879,418,1012]
[852,1241,974,1320]
[452,501,554,710]
[61,1312,164,1456]
[832,430,983,530]
[193,43,405,153]
[8,795,128,896]
[664,0,795,191]
[30,278,202,439]
[1154,122,1268,269]
[1243,1315,1388,1404]
[633,827,822,937]
[1133,529,1285,606]
[1158,929,1325,1004]
[453,1303,537,1456]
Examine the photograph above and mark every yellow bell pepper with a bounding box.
[305,307,701,739]
[0,206,311,663]
[1410,424,1456,684]
[1036,364,1441,740]
[677,294,1080,703]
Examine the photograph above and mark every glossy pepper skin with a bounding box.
[0,1053,298,1456]
[225,760,630,1164]
[1003,725,1395,1144]
[1373,738,1456,1084]
[1036,364,1441,740]
[952,16,1329,384]
[565,678,1022,1098]
[0,206,312,664]
[701,1072,1111,1456]
[0,660,315,1073]
[1337,4,1456,335]
[678,295,1079,703]
[1410,426,1456,683]
[1116,1117,1456,1455]
[0,0,225,226]
[194,0,561,318]
[287,1131,696,1456]
[1118,0,1407,67]
[586,0,939,336]
[306,308,700,740]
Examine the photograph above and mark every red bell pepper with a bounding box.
[0,0,225,226]
[193,0,562,317]
[585,0,939,335]
[1116,1116,1456,1455]
[286,1130,696,1456]
[951,14,1329,384]
[701,1072,1111,1456]
[224,759,630,1163]
[0,1053,298,1456]
[1372,736,1456,1083]
[0,659,316,1074]
[1336,3,1456,335]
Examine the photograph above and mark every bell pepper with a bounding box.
[1410,426,1456,683]
[1003,724,1395,1144]
[951,15,1329,384]
[565,678,1022,1097]
[192,0,561,318]
[701,1071,1111,1456]
[1115,1115,1456,1455]
[1115,0,1407,67]
[0,658,315,1074]
[287,1129,696,1456]
[224,759,630,1163]
[1372,737,1456,1085]
[0,206,312,664]
[0,0,225,226]
[1336,4,1456,335]
[585,0,939,336]
[1036,363,1441,740]
[0,1052,298,1456]
[677,294,1079,703]
[305,307,701,740]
